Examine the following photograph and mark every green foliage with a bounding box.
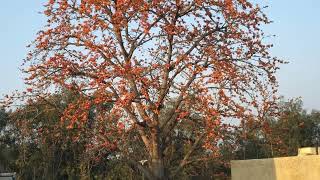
[231,98,320,160]
[268,99,320,156]
[0,108,19,173]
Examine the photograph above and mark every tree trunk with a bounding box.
[149,128,167,180]
[150,158,166,180]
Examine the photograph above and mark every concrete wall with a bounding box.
[231,155,320,180]
[0,173,15,180]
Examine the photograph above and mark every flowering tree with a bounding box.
[20,0,282,179]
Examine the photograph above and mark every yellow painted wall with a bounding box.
[231,155,320,180]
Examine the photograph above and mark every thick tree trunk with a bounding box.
[149,128,167,180]
[150,158,166,180]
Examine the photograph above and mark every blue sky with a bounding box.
[0,0,319,110]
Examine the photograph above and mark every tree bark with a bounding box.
[150,158,166,180]
[149,128,167,180]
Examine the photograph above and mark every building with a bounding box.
[0,173,16,180]
[231,147,320,180]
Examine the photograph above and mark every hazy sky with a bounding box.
[0,0,319,110]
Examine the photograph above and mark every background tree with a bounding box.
[229,98,320,160]
[266,98,320,156]
[5,0,283,179]
[0,108,18,173]
[2,91,140,179]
